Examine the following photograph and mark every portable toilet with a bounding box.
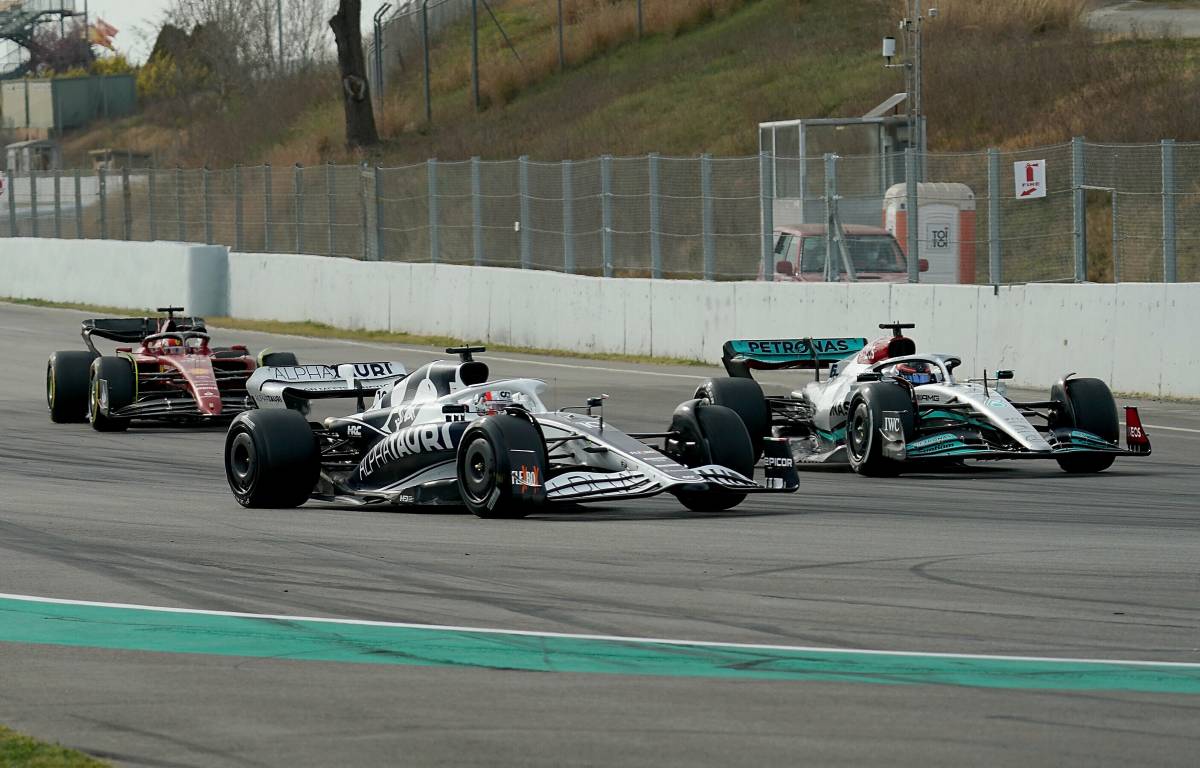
[883,183,976,284]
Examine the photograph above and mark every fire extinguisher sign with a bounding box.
[1014,159,1047,200]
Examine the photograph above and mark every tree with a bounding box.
[329,0,379,148]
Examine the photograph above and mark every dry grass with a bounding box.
[933,0,1089,35]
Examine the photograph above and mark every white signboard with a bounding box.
[1014,159,1047,200]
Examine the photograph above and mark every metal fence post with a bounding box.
[326,163,335,256]
[175,167,184,242]
[98,168,108,240]
[53,169,61,239]
[1112,191,1120,284]
[562,160,574,274]
[203,167,213,245]
[760,151,774,280]
[148,168,157,241]
[360,162,370,260]
[471,156,484,266]
[264,163,273,251]
[1072,136,1086,282]
[648,153,661,279]
[905,148,919,283]
[234,164,244,251]
[825,154,837,283]
[122,166,132,240]
[701,153,715,281]
[601,154,613,277]
[428,158,440,263]
[6,171,17,236]
[519,155,531,269]
[73,170,82,239]
[1162,138,1176,283]
[987,148,1001,284]
[294,164,304,254]
[30,171,38,238]
[374,165,385,261]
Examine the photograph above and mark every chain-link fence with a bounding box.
[2,139,1196,283]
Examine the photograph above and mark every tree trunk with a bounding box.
[329,0,379,148]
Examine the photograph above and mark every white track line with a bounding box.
[2,593,1198,669]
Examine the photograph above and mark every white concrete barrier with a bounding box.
[6,240,1199,398]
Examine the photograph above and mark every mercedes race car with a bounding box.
[224,347,800,517]
[690,323,1151,476]
[46,307,298,431]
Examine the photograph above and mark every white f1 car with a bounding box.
[223,347,799,517]
[691,323,1151,476]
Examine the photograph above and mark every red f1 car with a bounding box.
[46,307,297,431]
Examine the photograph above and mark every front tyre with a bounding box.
[456,414,547,519]
[47,351,95,423]
[670,403,753,513]
[88,356,135,432]
[225,410,319,508]
[1051,377,1118,474]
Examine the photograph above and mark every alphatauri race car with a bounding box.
[690,323,1151,476]
[224,348,799,517]
[46,307,298,431]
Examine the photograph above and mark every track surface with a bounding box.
[1,302,1198,767]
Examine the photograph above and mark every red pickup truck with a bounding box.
[766,224,926,282]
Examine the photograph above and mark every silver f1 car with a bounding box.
[224,347,799,517]
[691,323,1151,476]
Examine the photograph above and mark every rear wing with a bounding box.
[81,316,207,353]
[247,362,408,410]
[722,338,866,378]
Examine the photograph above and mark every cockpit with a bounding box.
[875,355,962,386]
[144,332,211,355]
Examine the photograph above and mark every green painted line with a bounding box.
[2,596,1199,693]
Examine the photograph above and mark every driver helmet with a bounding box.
[895,361,939,385]
[473,390,514,416]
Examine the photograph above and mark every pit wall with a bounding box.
[3,239,1195,398]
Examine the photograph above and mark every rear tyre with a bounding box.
[225,410,319,508]
[88,356,135,432]
[671,403,753,513]
[47,351,95,423]
[260,351,299,367]
[696,377,770,461]
[456,415,546,519]
[1051,377,1118,474]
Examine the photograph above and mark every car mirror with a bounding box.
[996,370,1014,380]
[775,260,794,276]
[919,258,929,273]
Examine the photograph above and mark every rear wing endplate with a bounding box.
[247,362,408,410]
[722,338,866,378]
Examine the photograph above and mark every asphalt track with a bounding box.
[1,301,1199,767]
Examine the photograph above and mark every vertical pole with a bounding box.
[1162,138,1176,283]
[1072,136,1086,283]
[121,166,132,240]
[906,148,919,283]
[53,169,62,239]
[98,167,108,240]
[294,164,304,254]
[277,0,284,72]
[234,165,244,251]
[601,154,613,278]
[471,0,480,111]
[73,169,82,239]
[648,152,661,279]
[760,151,774,281]
[471,156,484,266]
[428,158,440,262]
[6,171,17,237]
[987,148,1001,284]
[422,0,432,124]
[701,153,715,281]
[637,0,643,38]
[175,167,184,242]
[562,159,574,274]
[825,154,836,283]
[29,170,38,238]
[148,167,158,241]
[374,165,386,261]
[360,162,370,260]
[202,166,213,245]
[519,155,531,269]
[557,0,565,71]
[326,163,335,256]
[264,163,273,252]
[1111,191,1120,284]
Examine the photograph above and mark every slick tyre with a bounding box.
[225,410,319,508]
[1051,377,1118,474]
[88,356,135,432]
[845,384,913,477]
[671,403,753,513]
[259,351,299,367]
[696,377,770,461]
[457,415,546,519]
[47,350,95,423]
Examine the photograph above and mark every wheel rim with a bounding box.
[46,362,55,409]
[88,375,100,423]
[462,438,496,504]
[228,432,257,493]
[847,404,870,462]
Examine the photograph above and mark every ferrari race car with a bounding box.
[690,323,1151,476]
[46,307,298,431]
[223,347,800,517]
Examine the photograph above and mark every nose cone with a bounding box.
[199,389,223,415]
